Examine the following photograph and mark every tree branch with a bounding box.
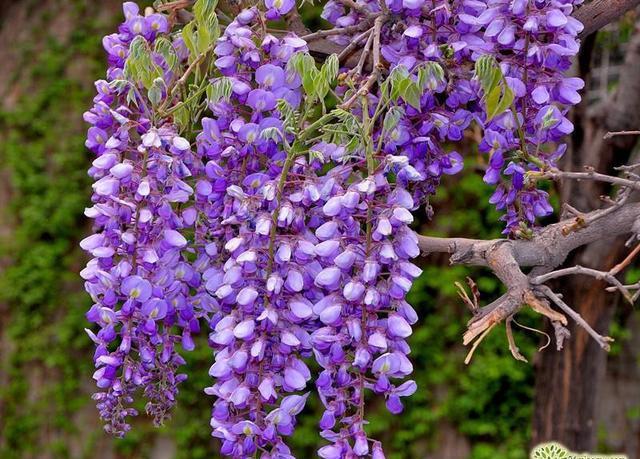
[538,286,614,351]
[419,201,640,358]
[574,0,640,38]
[419,202,640,271]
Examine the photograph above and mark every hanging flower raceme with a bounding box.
[456,0,584,234]
[188,9,319,456]
[82,2,199,436]
[319,0,584,235]
[308,162,421,458]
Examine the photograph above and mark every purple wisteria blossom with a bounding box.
[83,0,585,456]
[83,2,201,436]
[322,0,584,235]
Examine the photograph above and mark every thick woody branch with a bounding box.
[574,0,640,37]
[419,202,640,271]
[422,201,640,357]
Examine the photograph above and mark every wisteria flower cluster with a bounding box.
[322,0,584,234]
[82,0,583,457]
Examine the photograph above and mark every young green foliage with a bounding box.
[474,55,515,122]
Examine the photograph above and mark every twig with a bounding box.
[338,15,384,110]
[512,318,552,352]
[539,287,614,351]
[552,321,571,351]
[573,0,640,37]
[604,130,640,139]
[455,278,479,315]
[615,162,640,172]
[159,43,215,115]
[606,281,640,302]
[464,322,497,365]
[156,0,192,11]
[506,316,528,362]
[544,168,640,190]
[302,24,367,42]
[531,265,633,304]
[372,14,382,70]
[610,242,640,275]
[353,29,375,75]
[561,203,583,219]
[335,0,374,17]
[337,27,374,62]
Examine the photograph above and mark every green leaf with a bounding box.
[289,53,322,101]
[388,65,424,108]
[109,79,129,94]
[193,0,218,21]
[402,81,422,110]
[475,55,501,91]
[207,77,233,104]
[261,127,282,142]
[148,78,166,107]
[276,99,299,134]
[126,88,138,108]
[383,106,405,133]
[474,55,514,122]
[197,13,219,54]
[389,65,411,102]
[308,148,326,163]
[154,37,179,71]
[128,35,147,60]
[488,85,513,121]
[173,104,190,131]
[181,23,197,60]
[417,61,446,91]
[123,36,163,89]
[321,54,339,85]
[540,106,559,129]
[304,69,320,100]
[315,53,339,101]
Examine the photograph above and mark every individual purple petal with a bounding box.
[164,229,188,248]
[386,394,404,414]
[315,267,341,290]
[532,86,550,104]
[290,298,313,319]
[141,298,168,320]
[256,64,285,89]
[387,314,412,338]
[442,152,464,175]
[122,276,152,302]
[237,287,259,306]
[402,0,424,9]
[284,367,306,390]
[233,319,255,339]
[286,270,304,292]
[547,9,568,28]
[247,89,277,112]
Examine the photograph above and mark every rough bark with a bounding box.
[597,310,640,457]
[531,20,640,452]
[575,0,640,37]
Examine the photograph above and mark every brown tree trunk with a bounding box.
[531,245,625,450]
[532,22,640,452]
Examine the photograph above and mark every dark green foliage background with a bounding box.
[0,2,540,457]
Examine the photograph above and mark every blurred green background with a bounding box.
[0,1,638,458]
